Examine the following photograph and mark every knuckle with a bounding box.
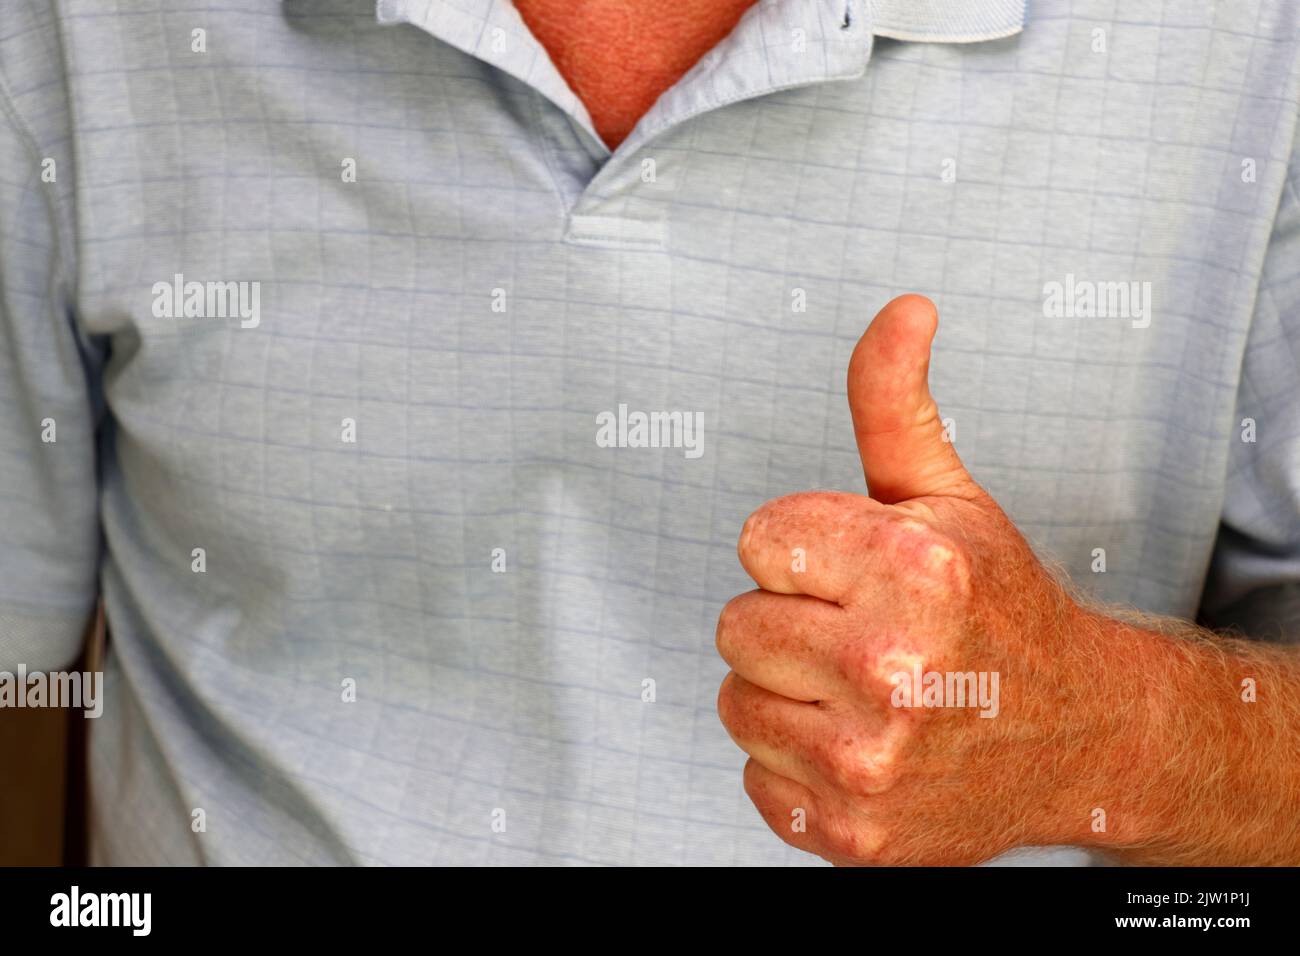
[818,818,860,861]
[858,731,907,791]
[819,729,906,798]
[836,636,927,703]
[929,536,973,599]
[819,811,887,864]
[881,519,972,598]
[834,635,894,693]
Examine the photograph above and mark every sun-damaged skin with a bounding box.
[514,0,760,149]
[717,294,1300,866]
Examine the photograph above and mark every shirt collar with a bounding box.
[373,1,1028,48]
[370,0,1027,159]
[870,0,1027,44]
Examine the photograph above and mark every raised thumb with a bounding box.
[847,294,975,504]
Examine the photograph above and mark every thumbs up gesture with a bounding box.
[716,295,1149,865]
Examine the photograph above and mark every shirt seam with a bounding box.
[0,62,78,312]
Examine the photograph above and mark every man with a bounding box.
[0,0,1296,865]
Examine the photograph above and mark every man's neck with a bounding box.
[514,0,760,149]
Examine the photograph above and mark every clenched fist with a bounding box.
[716,294,1203,865]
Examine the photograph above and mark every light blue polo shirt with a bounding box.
[1,0,1297,865]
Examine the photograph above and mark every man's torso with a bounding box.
[5,0,1297,864]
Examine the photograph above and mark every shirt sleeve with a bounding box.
[1200,123,1300,643]
[0,12,104,671]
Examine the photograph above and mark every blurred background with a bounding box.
[0,613,96,866]
[0,706,77,864]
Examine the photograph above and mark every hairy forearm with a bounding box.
[1071,608,1300,865]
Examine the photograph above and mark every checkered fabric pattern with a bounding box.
[0,0,1297,864]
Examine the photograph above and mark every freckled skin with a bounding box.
[513,0,760,149]
[717,295,1300,866]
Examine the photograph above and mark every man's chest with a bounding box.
[73,25,1282,622]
